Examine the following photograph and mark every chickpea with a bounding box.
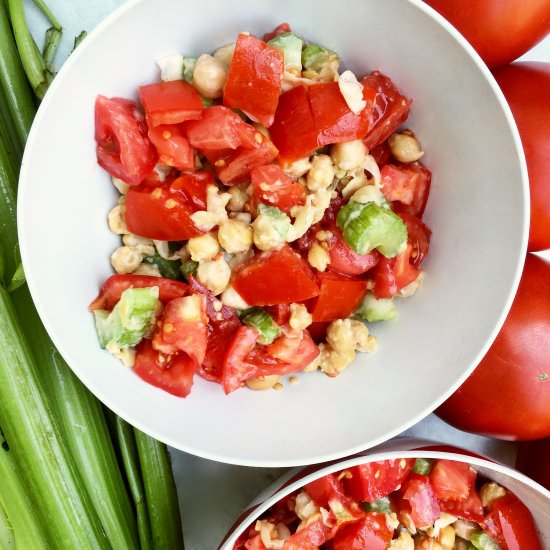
[388,130,424,163]
[306,154,335,191]
[218,220,253,253]
[196,257,231,295]
[110,246,142,274]
[245,375,281,391]
[330,139,367,171]
[213,43,235,67]
[307,243,330,272]
[187,233,220,262]
[107,204,127,234]
[289,303,312,331]
[192,54,228,99]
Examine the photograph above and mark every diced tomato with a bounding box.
[188,278,242,383]
[89,274,188,311]
[216,138,279,185]
[370,141,392,167]
[94,96,157,185]
[262,331,320,372]
[372,245,420,299]
[326,227,380,276]
[139,80,203,126]
[185,106,261,150]
[483,492,543,550]
[232,245,320,306]
[243,534,267,550]
[148,124,195,170]
[222,326,260,394]
[398,212,431,267]
[380,163,431,217]
[308,81,375,146]
[263,22,291,42]
[269,85,319,161]
[332,514,393,550]
[250,164,307,215]
[270,82,377,162]
[151,295,208,365]
[265,304,290,325]
[399,473,441,528]
[283,516,336,550]
[125,171,213,240]
[430,460,476,502]
[223,33,284,127]
[307,272,367,323]
[307,321,330,343]
[361,72,412,151]
[343,459,414,502]
[440,486,484,523]
[133,339,195,397]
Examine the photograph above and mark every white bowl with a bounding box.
[220,438,550,548]
[18,0,528,466]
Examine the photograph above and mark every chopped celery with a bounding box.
[302,43,338,72]
[94,286,159,349]
[470,531,501,550]
[336,201,407,257]
[182,56,196,83]
[241,307,280,344]
[363,496,392,514]
[412,457,433,475]
[356,293,397,322]
[144,254,183,280]
[268,32,303,72]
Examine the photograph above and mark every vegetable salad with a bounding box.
[234,458,543,549]
[91,23,432,397]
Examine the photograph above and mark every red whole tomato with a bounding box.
[437,254,550,440]
[422,1,550,68]
[516,438,550,491]
[493,62,550,252]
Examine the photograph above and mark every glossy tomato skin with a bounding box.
[398,473,441,528]
[372,245,420,299]
[516,438,550,491]
[423,1,550,69]
[332,514,393,550]
[89,274,188,311]
[493,62,550,251]
[223,33,284,127]
[326,227,380,277]
[437,254,550,440]
[429,460,476,502]
[148,124,195,170]
[283,516,335,550]
[483,492,543,550]
[133,339,195,397]
[94,96,157,185]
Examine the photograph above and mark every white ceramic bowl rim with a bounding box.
[18,0,529,466]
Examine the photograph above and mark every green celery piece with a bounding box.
[268,32,303,72]
[0,429,50,549]
[0,1,35,153]
[336,201,408,257]
[356,293,397,323]
[257,203,291,240]
[241,307,280,344]
[182,57,196,83]
[470,531,502,550]
[94,286,159,349]
[134,428,185,550]
[115,417,153,550]
[363,496,392,514]
[0,501,15,550]
[302,43,339,72]
[412,457,433,475]
[144,254,183,280]
[0,282,110,549]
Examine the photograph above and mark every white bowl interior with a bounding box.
[18,0,527,465]
[220,444,550,548]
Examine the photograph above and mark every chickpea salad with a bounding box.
[90,23,432,397]
[234,458,542,549]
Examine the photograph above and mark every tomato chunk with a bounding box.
[139,80,203,126]
[95,96,157,185]
[133,339,195,397]
[398,473,441,528]
[440,485,484,523]
[361,72,412,151]
[483,492,542,550]
[152,295,208,365]
[250,164,306,215]
[261,332,319,373]
[232,245,320,306]
[398,212,431,267]
[343,459,414,502]
[125,171,213,240]
[89,274,188,311]
[307,272,367,323]
[222,326,260,394]
[332,514,393,550]
[372,245,420,299]
[305,473,347,507]
[326,227,380,276]
[223,33,284,127]
[380,163,431,218]
[263,22,291,42]
[148,124,195,170]
[430,460,476,502]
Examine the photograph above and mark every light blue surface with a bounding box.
[26,2,550,548]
